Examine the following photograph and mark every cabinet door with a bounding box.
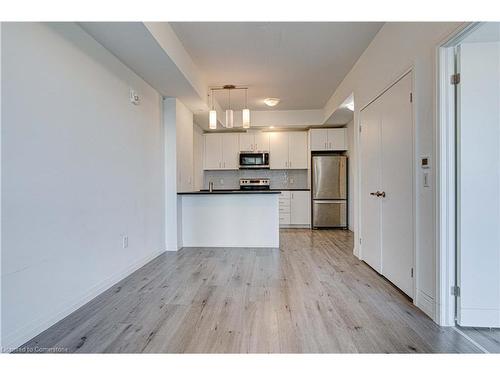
[291,191,311,225]
[310,129,328,151]
[254,132,270,152]
[288,132,308,169]
[204,134,222,170]
[221,133,239,170]
[239,133,254,151]
[327,128,347,150]
[269,132,289,169]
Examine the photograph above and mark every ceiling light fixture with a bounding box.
[209,89,217,129]
[242,88,250,129]
[264,97,280,107]
[345,101,354,111]
[208,85,250,129]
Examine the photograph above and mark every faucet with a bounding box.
[209,181,214,192]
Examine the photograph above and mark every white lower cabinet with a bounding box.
[279,190,311,228]
[290,191,311,226]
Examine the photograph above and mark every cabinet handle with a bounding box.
[325,142,327,149]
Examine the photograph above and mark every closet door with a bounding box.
[379,73,414,298]
[360,100,383,273]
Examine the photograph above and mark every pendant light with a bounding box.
[242,88,250,129]
[209,89,217,129]
[225,87,234,128]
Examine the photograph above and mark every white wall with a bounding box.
[323,22,463,320]
[163,98,195,251]
[1,23,165,350]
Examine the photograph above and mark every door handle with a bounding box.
[378,191,386,198]
[370,192,378,196]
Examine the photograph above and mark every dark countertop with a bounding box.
[269,188,310,191]
[178,190,281,195]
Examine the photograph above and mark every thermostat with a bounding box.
[421,156,430,169]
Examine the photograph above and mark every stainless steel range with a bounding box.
[239,178,270,191]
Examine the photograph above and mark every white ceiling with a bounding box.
[170,22,383,111]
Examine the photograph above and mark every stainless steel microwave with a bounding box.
[239,152,270,169]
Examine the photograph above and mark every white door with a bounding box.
[360,99,383,273]
[457,34,500,327]
[288,132,308,169]
[239,133,254,151]
[327,128,347,150]
[254,132,270,152]
[379,73,414,298]
[290,191,311,225]
[360,72,414,296]
[310,129,328,151]
[269,132,289,169]
[221,133,239,170]
[204,133,222,170]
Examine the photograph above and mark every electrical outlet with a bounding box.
[122,235,129,249]
[289,177,295,185]
[219,179,224,185]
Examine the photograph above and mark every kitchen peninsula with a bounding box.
[177,190,280,248]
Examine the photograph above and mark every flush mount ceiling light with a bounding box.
[264,97,280,107]
[345,100,354,111]
[209,85,250,129]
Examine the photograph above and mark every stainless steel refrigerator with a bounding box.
[312,155,347,228]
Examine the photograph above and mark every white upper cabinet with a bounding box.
[310,129,329,151]
[221,133,239,170]
[269,132,289,169]
[254,133,270,152]
[327,128,347,150]
[204,133,222,170]
[204,133,239,170]
[269,131,308,170]
[239,133,254,152]
[288,132,308,169]
[310,128,347,151]
[239,132,270,152]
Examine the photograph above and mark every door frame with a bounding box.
[435,22,481,326]
[357,68,417,301]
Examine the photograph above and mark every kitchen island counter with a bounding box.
[179,191,279,248]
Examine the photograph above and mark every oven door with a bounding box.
[239,153,269,169]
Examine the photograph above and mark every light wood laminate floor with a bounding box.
[20,229,481,353]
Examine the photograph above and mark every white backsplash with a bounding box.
[203,169,309,190]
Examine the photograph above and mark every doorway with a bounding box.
[438,22,500,352]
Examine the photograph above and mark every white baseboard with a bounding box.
[416,289,436,320]
[2,248,166,352]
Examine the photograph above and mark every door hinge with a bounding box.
[410,268,414,278]
[410,92,413,103]
[359,124,362,133]
[451,285,460,296]
[359,237,362,244]
[450,73,461,85]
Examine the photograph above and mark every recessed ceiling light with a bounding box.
[264,98,280,107]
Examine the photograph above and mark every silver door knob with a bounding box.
[370,192,378,196]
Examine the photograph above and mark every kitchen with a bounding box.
[176,108,351,248]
